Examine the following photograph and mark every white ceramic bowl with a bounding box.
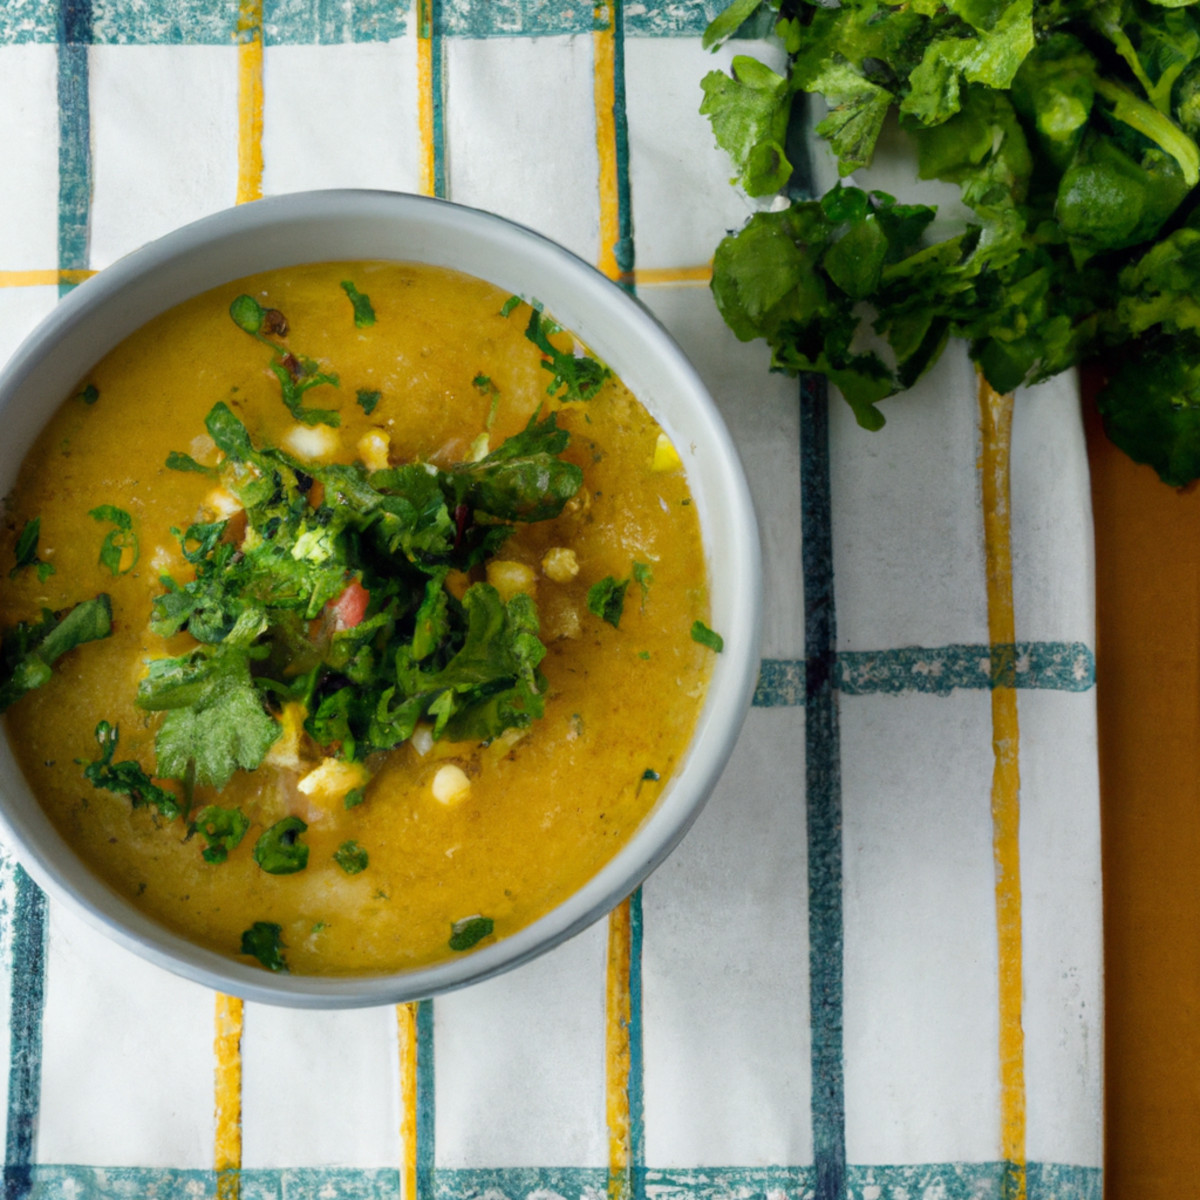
[0,190,762,1007]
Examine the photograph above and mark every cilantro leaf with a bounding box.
[190,804,250,864]
[356,388,381,414]
[333,840,368,874]
[450,411,584,523]
[229,296,341,427]
[504,301,611,401]
[80,721,181,820]
[588,575,629,628]
[166,451,218,476]
[241,921,287,971]
[253,816,309,875]
[89,505,139,576]
[9,518,55,582]
[341,281,376,328]
[137,644,280,789]
[700,55,793,195]
[691,620,724,652]
[698,0,1200,481]
[448,914,494,952]
[0,595,112,713]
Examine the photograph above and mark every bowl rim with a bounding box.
[0,189,764,1007]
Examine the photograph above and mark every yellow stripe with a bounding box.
[213,993,244,1200]
[593,3,621,285]
[214,12,262,1196]
[593,8,635,1196]
[236,0,264,205]
[0,269,95,287]
[605,896,634,1200]
[978,373,1027,1200]
[397,1003,420,1200]
[416,0,436,199]
[633,264,712,287]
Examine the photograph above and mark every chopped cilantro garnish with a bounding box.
[140,403,582,775]
[137,644,281,790]
[356,388,381,414]
[632,561,653,608]
[473,373,501,428]
[240,921,287,972]
[229,294,341,427]
[499,295,522,318]
[642,768,660,782]
[190,804,250,864]
[0,596,112,714]
[587,575,629,629]
[691,620,724,653]
[340,280,376,328]
[344,787,366,810]
[75,383,99,405]
[80,721,181,821]
[89,505,139,576]
[9,518,55,582]
[165,451,218,476]
[253,816,309,875]
[512,304,611,402]
[448,914,494,952]
[333,840,369,875]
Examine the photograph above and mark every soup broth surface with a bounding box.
[0,262,712,975]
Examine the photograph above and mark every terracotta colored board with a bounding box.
[1085,381,1200,1193]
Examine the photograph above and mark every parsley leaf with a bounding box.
[253,816,309,875]
[0,595,112,714]
[448,914,494,952]
[80,721,181,820]
[241,921,287,972]
[333,840,368,875]
[341,280,376,328]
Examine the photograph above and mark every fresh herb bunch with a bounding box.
[702,0,1200,485]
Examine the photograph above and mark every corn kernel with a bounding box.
[357,430,391,472]
[283,424,340,462]
[486,559,537,602]
[432,763,471,805]
[297,757,370,804]
[541,546,579,583]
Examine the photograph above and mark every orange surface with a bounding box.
[1085,377,1200,1194]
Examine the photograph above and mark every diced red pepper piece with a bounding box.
[330,579,369,631]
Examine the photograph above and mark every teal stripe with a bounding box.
[3,868,47,1200]
[57,0,92,295]
[428,0,447,201]
[0,0,782,41]
[0,0,409,43]
[416,997,436,1200]
[11,1163,1102,1199]
[753,641,1096,707]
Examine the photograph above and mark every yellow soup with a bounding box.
[0,262,713,975]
